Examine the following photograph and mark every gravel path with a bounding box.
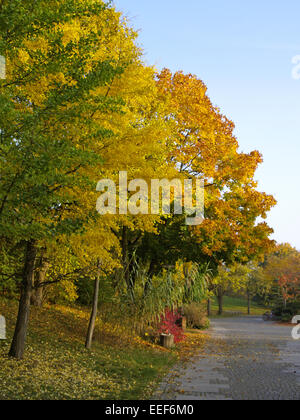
[154,317,300,400]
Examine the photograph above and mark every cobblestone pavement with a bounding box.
[154,317,300,400]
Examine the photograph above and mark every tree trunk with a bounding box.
[283,298,287,309]
[85,261,101,350]
[31,251,49,307]
[122,226,129,284]
[217,293,223,316]
[247,291,251,315]
[207,298,211,317]
[9,241,37,359]
[121,226,135,302]
[31,286,44,308]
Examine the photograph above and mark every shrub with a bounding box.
[157,309,185,343]
[183,302,210,330]
[281,313,293,323]
[273,301,300,321]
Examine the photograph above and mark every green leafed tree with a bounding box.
[0,0,129,359]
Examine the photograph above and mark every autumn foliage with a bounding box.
[0,0,277,363]
[157,310,185,344]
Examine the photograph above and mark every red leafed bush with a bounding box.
[157,309,185,343]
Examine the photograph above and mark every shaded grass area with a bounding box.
[210,296,268,318]
[0,298,177,400]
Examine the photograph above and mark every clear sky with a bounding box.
[115,0,300,250]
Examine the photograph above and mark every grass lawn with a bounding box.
[0,297,208,400]
[0,298,176,400]
[210,296,268,318]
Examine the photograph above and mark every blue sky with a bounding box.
[115,0,300,250]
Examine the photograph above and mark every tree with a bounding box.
[261,244,300,308]
[0,0,131,359]
[155,70,276,315]
[210,265,244,315]
[96,62,176,296]
[30,248,50,307]
[85,260,101,350]
[156,70,276,267]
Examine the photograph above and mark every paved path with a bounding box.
[154,317,300,400]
